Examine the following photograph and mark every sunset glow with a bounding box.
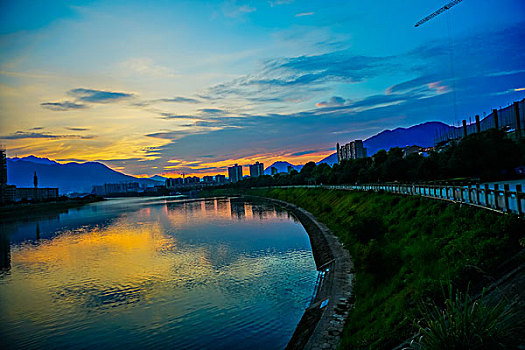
[1,0,524,177]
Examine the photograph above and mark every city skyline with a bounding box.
[1,0,524,178]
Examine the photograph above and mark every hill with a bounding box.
[264,161,302,175]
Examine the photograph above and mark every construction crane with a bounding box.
[415,0,464,27]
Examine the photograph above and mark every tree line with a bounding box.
[230,129,525,188]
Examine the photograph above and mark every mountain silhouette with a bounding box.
[318,121,452,165]
[264,161,302,174]
[7,157,162,194]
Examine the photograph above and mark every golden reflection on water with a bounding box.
[3,199,293,314]
[0,198,311,349]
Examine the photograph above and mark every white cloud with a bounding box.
[222,1,256,18]
[295,12,314,17]
[119,58,177,78]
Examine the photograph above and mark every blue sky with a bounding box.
[1,0,524,176]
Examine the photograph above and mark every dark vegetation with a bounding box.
[204,187,524,348]
[408,285,523,350]
[0,195,103,220]
[229,130,525,188]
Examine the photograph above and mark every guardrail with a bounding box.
[267,182,525,216]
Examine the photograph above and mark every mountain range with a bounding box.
[6,157,162,194]
[6,121,453,193]
[270,121,453,168]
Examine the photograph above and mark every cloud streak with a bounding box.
[41,101,87,111]
[295,12,314,17]
[316,96,348,107]
[68,88,134,103]
[158,96,201,104]
[64,127,90,131]
[0,131,95,140]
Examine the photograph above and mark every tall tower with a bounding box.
[34,171,38,188]
[336,143,340,164]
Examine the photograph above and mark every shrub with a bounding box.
[407,285,524,350]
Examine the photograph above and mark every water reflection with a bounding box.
[0,226,10,271]
[0,197,316,350]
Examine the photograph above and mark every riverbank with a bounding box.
[0,196,103,221]
[239,196,353,350]
[202,187,524,349]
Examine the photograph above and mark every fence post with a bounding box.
[467,184,471,203]
[514,101,521,139]
[516,185,523,216]
[475,184,480,204]
[493,109,499,130]
[504,184,511,213]
[462,119,468,138]
[475,115,480,133]
[484,184,490,207]
[494,184,499,210]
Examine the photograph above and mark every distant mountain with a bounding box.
[363,121,452,156]
[317,121,453,165]
[11,155,59,165]
[264,161,302,175]
[6,157,160,194]
[316,153,337,166]
[149,175,168,182]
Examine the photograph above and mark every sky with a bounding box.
[1,0,524,177]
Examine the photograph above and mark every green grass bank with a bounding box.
[202,188,524,349]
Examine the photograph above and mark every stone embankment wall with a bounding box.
[242,196,354,350]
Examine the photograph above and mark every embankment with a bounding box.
[239,196,353,350]
[208,187,524,349]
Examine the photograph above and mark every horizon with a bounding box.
[1,0,524,178]
[4,119,456,179]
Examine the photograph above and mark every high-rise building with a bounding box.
[228,164,243,183]
[336,140,367,163]
[249,162,264,177]
[215,174,227,183]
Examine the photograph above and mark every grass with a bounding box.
[407,285,523,349]
[203,187,524,348]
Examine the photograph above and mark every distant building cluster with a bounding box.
[165,176,201,188]
[0,148,59,204]
[92,182,145,195]
[336,140,367,163]
[165,174,227,190]
[228,162,265,183]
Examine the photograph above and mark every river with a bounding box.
[0,197,318,349]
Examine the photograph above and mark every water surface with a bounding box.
[0,197,317,349]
